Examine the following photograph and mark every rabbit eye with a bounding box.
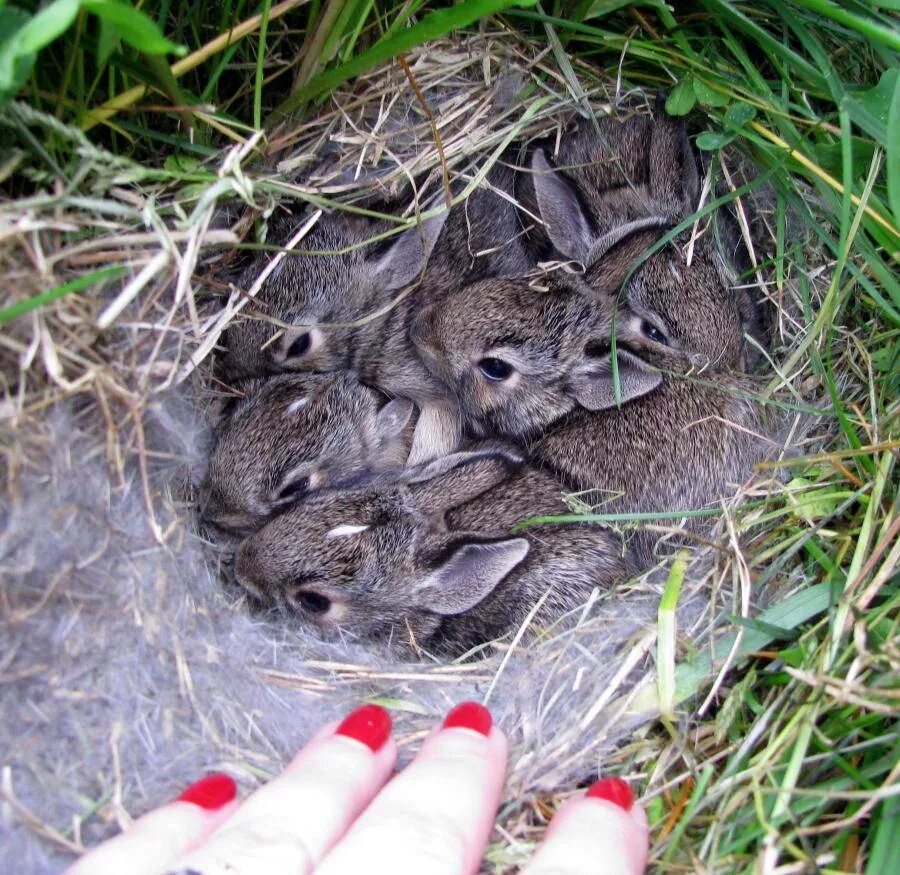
[477,357,515,381]
[584,339,611,358]
[295,590,331,615]
[276,476,310,502]
[641,321,668,346]
[286,332,312,358]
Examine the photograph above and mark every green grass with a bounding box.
[1,1,897,872]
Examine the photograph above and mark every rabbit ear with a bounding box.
[648,114,700,216]
[374,397,414,438]
[570,349,662,410]
[371,198,449,290]
[531,148,595,265]
[414,538,530,615]
[404,445,522,514]
[586,215,670,265]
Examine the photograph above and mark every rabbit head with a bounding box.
[585,228,747,373]
[410,275,662,439]
[233,448,530,649]
[219,206,449,381]
[530,111,761,371]
[199,371,414,536]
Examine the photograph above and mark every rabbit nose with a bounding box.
[234,543,264,595]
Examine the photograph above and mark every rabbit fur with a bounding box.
[405,112,774,563]
[199,371,415,535]
[410,273,661,440]
[220,170,536,461]
[518,112,773,562]
[526,110,766,369]
[234,446,629,657]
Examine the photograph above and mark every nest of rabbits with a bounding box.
[1,30,843,872]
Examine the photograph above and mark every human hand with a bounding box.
[67,701,648,875]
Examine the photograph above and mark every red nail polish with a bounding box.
[336,704,392,752]
[586,777,633,811]
[176,773,237,810]
[442,701,492,736]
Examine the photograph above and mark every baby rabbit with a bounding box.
[199,371,414,537]
[528,368,767,563]
[234,447,628,656]
[528,109,764,370]
[218,207,448,382]
[410,274,662,440]
[522,234,769,561]
[512,111,771,558]
[220,170,534,384]
[220,175,537,462]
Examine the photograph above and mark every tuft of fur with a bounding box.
[2,392,729,873]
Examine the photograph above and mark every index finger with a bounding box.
[315,701,507,875]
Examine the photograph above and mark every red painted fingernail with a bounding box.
[176,773,237,810]
[586,777,633,811]
[336,704,392,752]
[442,701,492,736]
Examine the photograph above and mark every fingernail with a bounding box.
[336,704,392,752]
[442,701,492,736]
[176,773,237,810]
[586,777,633,811]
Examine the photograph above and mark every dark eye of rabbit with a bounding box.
[295,590,331,614]
[478,357,515,381]
[276,476,310,502]
[286,332,311,358]
[584,339,611,358]
[641,321,669,346]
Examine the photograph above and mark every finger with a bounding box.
[522,778,649,875]
[316,701,507,875]
[65,774,240,875]
[166,704,397,875]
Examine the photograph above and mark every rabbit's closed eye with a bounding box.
[274,475,312,503]
[286,587,332,615]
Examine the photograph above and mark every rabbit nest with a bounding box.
[0,28,845,872]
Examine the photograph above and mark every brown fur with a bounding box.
[529,373,767,563]
[219,173,537,461]
[234,448,628,656]
[199,372,414,536]
[410,274,660,439]
[219,171,535,384]
[526,110,765,369]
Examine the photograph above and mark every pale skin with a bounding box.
[67,704,649,875]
